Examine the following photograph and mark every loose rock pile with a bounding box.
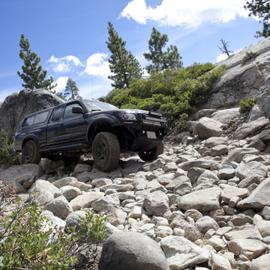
[1,108,270,269]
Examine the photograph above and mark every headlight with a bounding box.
[119,112,137,121]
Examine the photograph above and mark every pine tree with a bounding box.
[17,34,55,91]
[64,78,80,100]
[245,0,270,37]
[144,28,182,73]
[107,22,142,88]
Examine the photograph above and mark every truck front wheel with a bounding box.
[92,132,120,172]
[138,142,164,162]
[22,140,41,164]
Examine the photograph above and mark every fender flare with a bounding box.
[86,118,121,143]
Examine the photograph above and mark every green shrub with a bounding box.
[0,193,107,270]
[241,51,258,65]
[106,64,225,127]
[0,130,19,165]
[175,113,189,131]
[239,97,255,114]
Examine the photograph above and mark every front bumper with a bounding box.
[118,118,167,152]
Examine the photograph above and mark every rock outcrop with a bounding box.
[204,37,270,110]
[0,89,63,136]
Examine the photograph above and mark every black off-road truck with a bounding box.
[15,99,167,172]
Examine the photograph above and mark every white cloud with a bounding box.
[121,0,249,28]
[54,76,68,92]
[216,53,229,63]
[79,79,112,99]
[84,53,111,78]
[48,55,83,73]
[216,48,243,63]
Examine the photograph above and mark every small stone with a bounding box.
[210,253,232,270]
[129,206,142,219]
[143,191,170,217]
[91,178,112,187]
[46,195,73,220]
[156,226,173,238]
[70,192,103,211]
[196,216,219,234]
[60,185,81,201]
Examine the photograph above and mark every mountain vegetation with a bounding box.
[106,63,225,129]
[144,27,182,73]
[17,34,55,91]
[107,22,142,88]
[64,78,81,100]
[0,188,107,270]
[245,0,270,37]
[0,130,19,165]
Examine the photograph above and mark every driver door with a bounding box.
[59,102,88,144]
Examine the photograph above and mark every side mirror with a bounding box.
[72,107,84,114]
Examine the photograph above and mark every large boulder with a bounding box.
[211,108,240,125]
[0,164,43,193]
[178,187,221,212]
[0,89,63,136]
[160,236,209,270]
[194,117,223,139]
[236,161,268,180]
[99,231,169,270]
[237,178,270,210]
[234,117,270,139]
[250,253,270,270]
[228,239,267,260]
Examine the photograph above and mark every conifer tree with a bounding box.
[107,22,142,88]
[144,28,182,73]
[64,78,80,100]
[17,34,54,91]
[245,0,270,37]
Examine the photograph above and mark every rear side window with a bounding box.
[23,111,49,127]
[33,111,49,124]
[50,107,64,122]
[23,116,35,127]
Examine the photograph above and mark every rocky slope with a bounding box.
[1,106,270,269]
[0,89,63,136]
[204,37,270,114]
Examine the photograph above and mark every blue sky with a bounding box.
[0,0,262,101]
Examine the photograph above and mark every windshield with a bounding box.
[83,99,118,112]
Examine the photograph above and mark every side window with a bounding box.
[33,111,49,124]
[64,103,83,119]
[23,116,34,127]
[50,107,64,122]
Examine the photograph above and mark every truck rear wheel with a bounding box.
[22,140,41,164]
[92,132,120,172]
[138,142,164,162]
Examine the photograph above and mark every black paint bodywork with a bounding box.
[14,100,167,157]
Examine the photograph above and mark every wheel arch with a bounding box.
[22,135,39,149]
[87,119,117,146]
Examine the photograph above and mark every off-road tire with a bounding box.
[92,132,120,172]
[21,140,41,164]
[138,142,164,162]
